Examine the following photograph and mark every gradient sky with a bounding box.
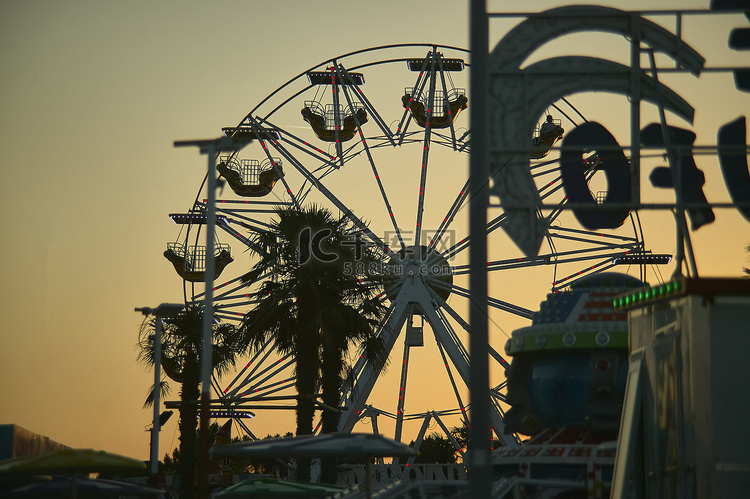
[1,0,748,462]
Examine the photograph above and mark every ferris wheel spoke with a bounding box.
[434,339,469,422]
[338,296,411,433]
[190,271,244,304]
[548,248,627,265]
[428,130,469,151]
[549,225,640,247]
[425,294,513,444]
[337,81,407,250]
[237,116,303,210]
[537,165,599,226]
[435,55,462,151]
[221,339,286,397]
[414,126,432,248]
[395,60,430,146]
[412,54,441,248]
[254,116,338,166]
[342,298,404,390]
[185,199,269,256]
[229,378,297,404]
[334,63,397,146]
[529,157,562,175]
[211,375,224,399]
[443,209,511,261]
[440,281,534,320]
[428,178,469,260]
[224,349,296,399]
[432,292,510,378]
[446,244,639,277]
[551,260,620,291]
[457,130,470,153]
[220,210,283,232]
[261,131,390,253]
[432,307,469,367]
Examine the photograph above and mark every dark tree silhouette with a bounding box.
[411,433,459,464]
[240,204,387,483]
[138,305,244,499]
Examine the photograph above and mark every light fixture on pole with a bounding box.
[173,134,251,497]
[135,302,184,479]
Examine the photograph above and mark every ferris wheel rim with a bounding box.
[168,43,646,446]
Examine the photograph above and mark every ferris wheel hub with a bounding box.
[384,245,453,302]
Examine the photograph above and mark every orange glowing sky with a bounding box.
[1,0,748,462]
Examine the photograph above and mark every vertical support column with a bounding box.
[630,13,641,211]
[150,316,163,477]
[469,0,492,497]
[198,144,218,498]
[174,136,248,497]
[136,303,183,488]
[630,13,645,282]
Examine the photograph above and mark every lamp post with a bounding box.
[174,135,250,497]
[135,302,184,479]
[469,0,492,497]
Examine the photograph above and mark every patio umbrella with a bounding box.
[211,433,416,498]
[1,476,165,498]
[216,478,345,498]
[0,448,147,475]
[210,433,416,460]
[0,448,147,499]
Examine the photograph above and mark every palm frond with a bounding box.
[143,380,172,408]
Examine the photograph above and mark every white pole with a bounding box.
[201,145,216,418]
[198,145,217,496]
[173,136,249,496]
[150,315,163,476]
[469,0,492,497]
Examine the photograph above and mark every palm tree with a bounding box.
[240,204,387,482]
[318,299,387,485]
[137,304,244,499]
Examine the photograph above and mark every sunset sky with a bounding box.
[1,0,748,462]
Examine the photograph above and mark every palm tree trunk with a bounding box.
[294,321,318,482]
[319,342,344,484]
[320,343,343,433]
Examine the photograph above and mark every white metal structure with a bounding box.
[166,44,646,447]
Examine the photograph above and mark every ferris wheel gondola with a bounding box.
[401,54,467,130]
[216,156,284,197]
[164,213,234,283]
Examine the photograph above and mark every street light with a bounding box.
[135,303,184,479]
[173,134,251,496]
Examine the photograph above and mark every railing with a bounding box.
[404,88,467,118]
[336,463,467,486]
[304,101,364,130]
[220,156,282,186]
[166,242,231,272]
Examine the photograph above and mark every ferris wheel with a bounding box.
[164,43,647,449]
